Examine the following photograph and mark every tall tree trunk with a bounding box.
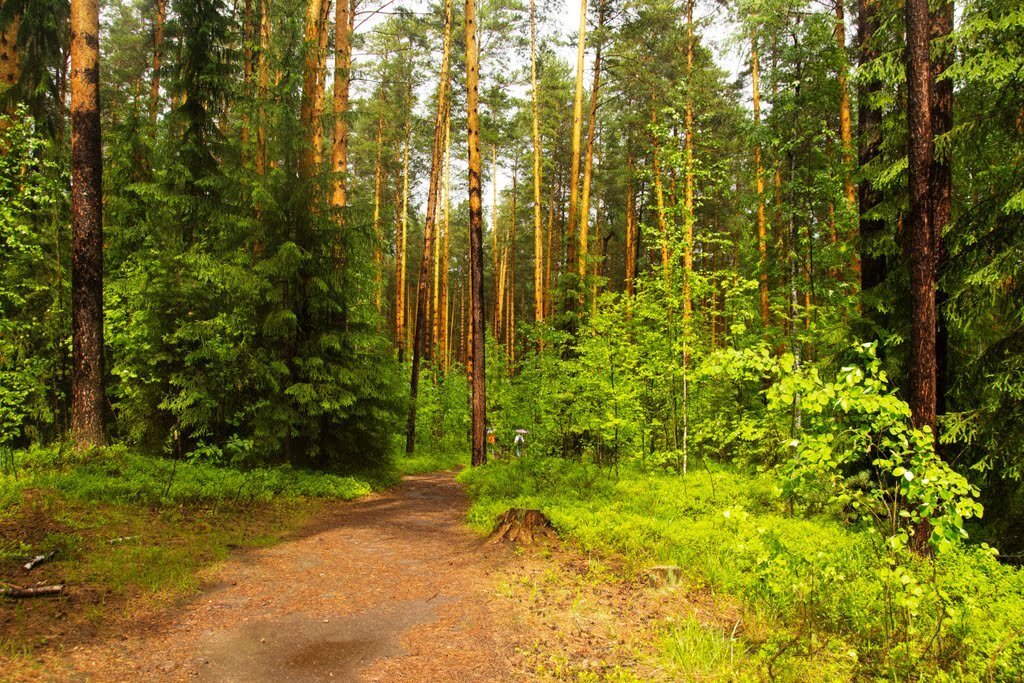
[331,0,353,209]
[650,107,670,283]
[70,0,106,449]
[149,0,165,125]
[466,0,487,466]
[530,0,544,327]
[397,85,411,362]
[578,0,603,294]
[492,146,500,338]
[507,163,518,366]
[835,0,856,211]
[256,0,270,175]
[567,0,588,301]
[405,0,451,454]
[545,172,556,317]
[625,153,637,296]
[372,98,385,312]
[440,113,452,373]
[931,0,952,420]
[683,0,695,319]
[300,0,326,178]
[905,0,936,431]
[241,0,253,158]
[752,30,769,326]
[857,0,885,293]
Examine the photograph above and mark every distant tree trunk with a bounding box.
[331,0,353,210]
[931,0,952,420]
[149,0,165,125]
[396,77,412,361]
[751,30,769,326]
[440,115,452,372]
[466,0,487,466]
[904,0,937,431]
[857,0,885,293]
[650,107,670,283]
[578,0,603,294]
[405,0,451,454]
[372,99,385,312]
[530,0,544,328]
[256,0,270,175]
[625,153,637,296]
[507,163,518,367]
[835,0,856,212]
[70,0,106,449]
[567,0,588,303]
[492,146,500,338]
[545,174,556,316]
[683,0,695,319]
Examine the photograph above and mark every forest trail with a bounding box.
[59,472,516,682]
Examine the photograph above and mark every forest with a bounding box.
[1,0,1023,677]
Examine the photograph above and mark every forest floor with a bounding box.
[3,470,705,681]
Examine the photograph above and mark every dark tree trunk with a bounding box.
[931,0,953,420]
[904,0,937,431]
[70,0,106,449]
[857,0,886,294]
[465,0,487,466]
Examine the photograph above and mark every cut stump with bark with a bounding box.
[490,508,555,546]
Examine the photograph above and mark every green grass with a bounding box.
[458,456,1024,681]
[397,446,469,475]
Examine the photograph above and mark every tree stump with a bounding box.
[490,508,555,545]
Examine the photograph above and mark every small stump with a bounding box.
[647,564,683,587]
[490,508,555,545]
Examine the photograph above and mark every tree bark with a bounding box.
[331,0,353,209]
[300,0,326,178]
[372,97,385,312]
[683,0,695,319]
[625,153,637,296]
[529,0,544,327]
[752,30,769,326]
[70,0,106,449]
[466,0,487,466]
[835,0,856,211]
[256,0,270,175]
[396,76,412,361]
[578,0,603,293]
[405,0,452,454]
[566,0,588,302]
[931,0,952,420]
[904,0,936,431]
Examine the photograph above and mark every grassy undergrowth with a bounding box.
[0,444,398,663]
[459,456,1024,681]
[396,447,469,476]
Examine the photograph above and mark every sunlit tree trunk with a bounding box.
[507,163,517,367]
[406,0,451,452]
[905,0,936,431]
[397,89,411,362]
[331,0,353,209]
[529,0,544,328]
[70,0,106,449]
[466,0,487,466]
[545,174,556,317]
[567,0,588,300]
[149,0,165,126]
[835,0,855,212]
[683,0,695,319]
[578,0,603,293]
[751,30,769,326]
[440,113,452,373]
[492,146,500,338]
[300,0,326,177]
[372,98,385,311]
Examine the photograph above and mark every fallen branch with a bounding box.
[1,584,65,599]
[24,551,56,572]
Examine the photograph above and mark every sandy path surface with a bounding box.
[60,472,516,682]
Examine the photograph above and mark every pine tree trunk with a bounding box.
[256,0,270,175]
[396,78,412,361]
[578,0,603,294]
[149,0,165,126]
[492,146,500,339]
[331,0,353,210]
[440,114,452,373]
[466,0,487,466]
[752,31,769,326]
[683,0,695,319]
[70,0,106,449]
[300,0,326,178]
[529,0,544,328]
[405,0,451,454]
[372,101,385,312]
[835,0,856,211]
[625,154,637,297]
[904,0,937,431]
[650,108,670,283]
[566,0,588,303]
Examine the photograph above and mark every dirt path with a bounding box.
[59,472,517,682]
